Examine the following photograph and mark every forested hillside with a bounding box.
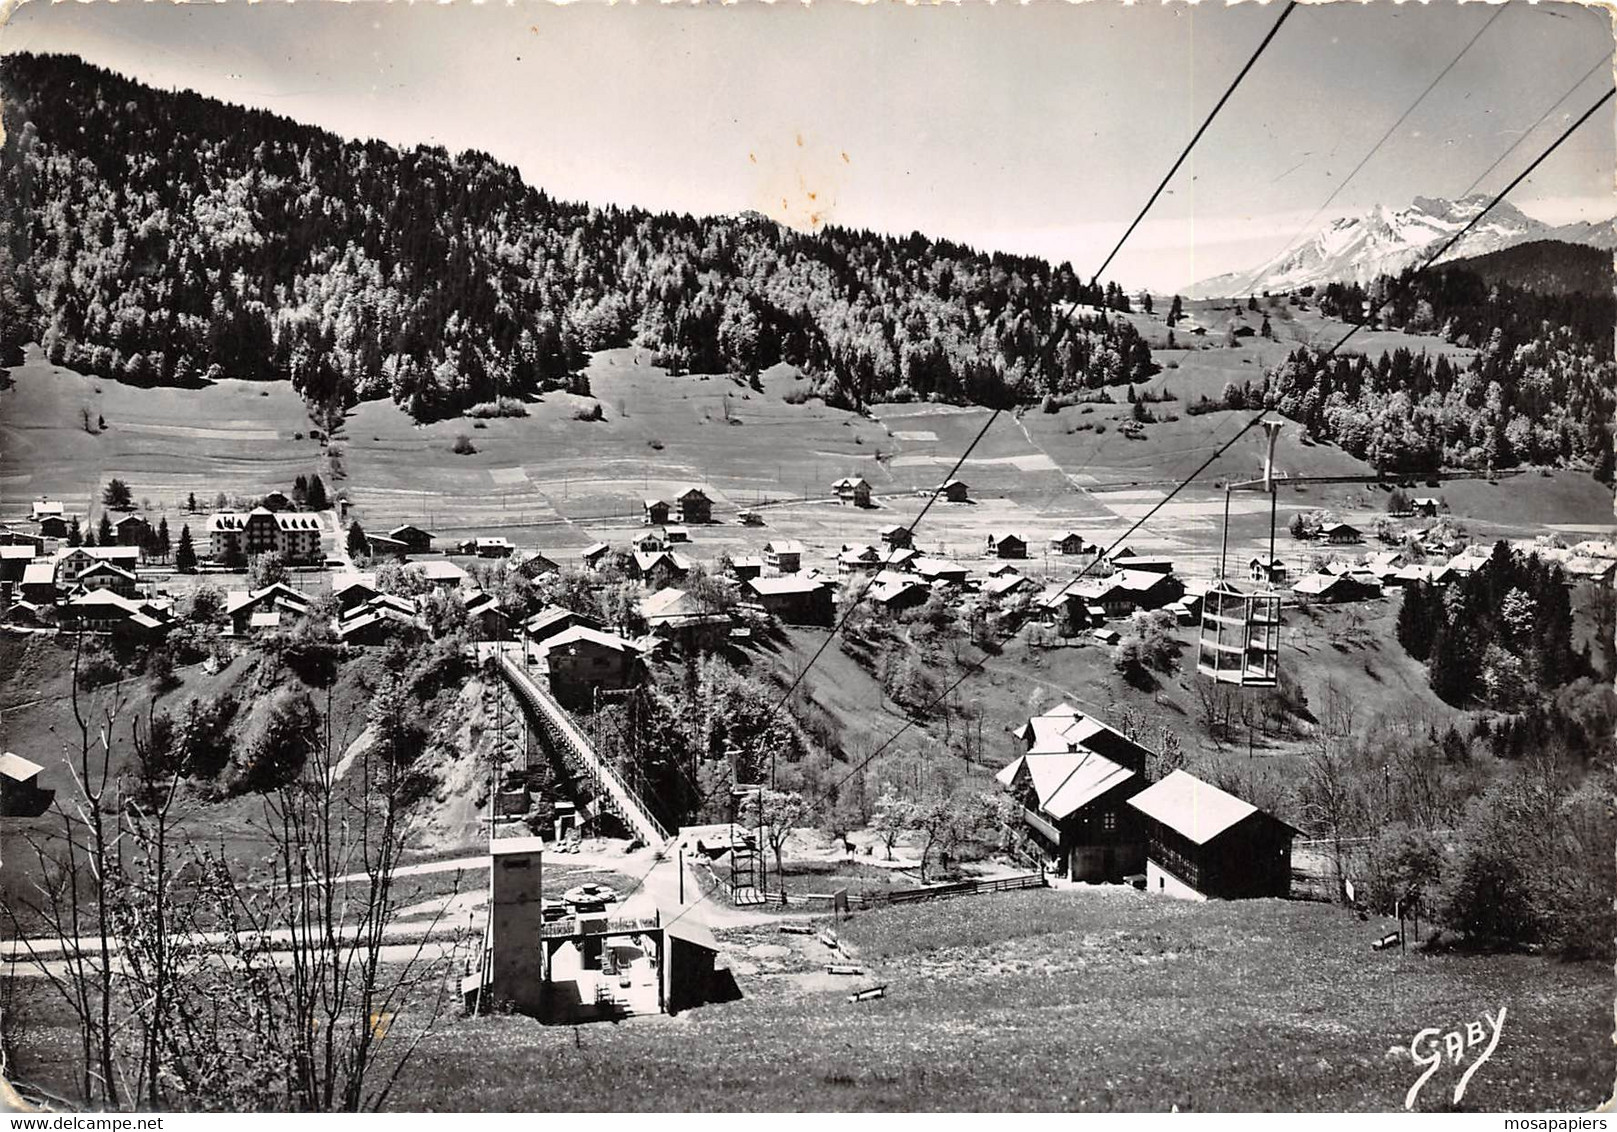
[1265,259,1615,475]
[0,52,1156,421]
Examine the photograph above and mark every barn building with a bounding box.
[1126,770,1298,901]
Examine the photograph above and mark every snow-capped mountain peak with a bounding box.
[1188,195,1614,298]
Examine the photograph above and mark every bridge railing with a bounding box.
[496,652,671,846]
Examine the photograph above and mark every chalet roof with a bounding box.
[1127,769,1292,845]
[1320,522,1360,535]
[832,476,870,490]
[748,575,827,596]
[1248,556,1284,569]
[0,545,37,561]
[581,541,611,559]
[463,591,503,616]
[935,479,966,490]
[838,544,880,563]
[1292,573,1349,596]
[644,498,669,510]
[764,539,805,555]
[677,486,710,501]
[999,750,1137,822]
[332,572,379,595]
[75,561,137,582]
[988,532,1024,543]
[1112,568,1174,594]
[912,557,967,579]
[31,501,64,519]
[879,524,909,536]
[111,512,147,528]
[541,625,639,653]
[407,560,470,584]
[0,751,44,783]
[369,536,410,552]
[987,562,1020,577]
[729,554,766,570]
[476,537,513,549]
[1051,531,1089,544]
[226,583,312,616]
[342,593,417,620]
[21,563,56,586]
[633,550,692,574]
[870,576,926,605]
[985,574,1031,597]
[249,610,282,630]
[64,589,143,613]
[526,605,601,637]
[641,587,696,620]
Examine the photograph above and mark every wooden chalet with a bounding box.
[934,480,969,503]
[1127,770,1298,900]
[832,477,873,507]
[987,532,1027,560]
[389,525,435,554]
[879,525,914,550]
[747,576,833,626]
[0,752,53,818]
[762,540,804,575]
[996,704,1154,882]
[537,625,642,707]
[1320,522,1362,545]
[1051,532,1091,556]
[676,487,712,525]
[643,499,672,526]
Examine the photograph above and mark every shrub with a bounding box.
[465,396,530,419]
[572,403,605,422]
[452,434,477,454]
[472,421,486,429]
[781,384,818,406]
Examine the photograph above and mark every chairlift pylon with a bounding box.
[1197,419,1284,688]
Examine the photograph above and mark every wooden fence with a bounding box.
[733,869,1048,912]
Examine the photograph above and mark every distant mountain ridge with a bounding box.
[1189,194,1617,298]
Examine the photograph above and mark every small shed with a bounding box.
[0,752,53,817]
[987,533,1027,560]
[934,480,969,503]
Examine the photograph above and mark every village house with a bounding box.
[986,532,1027,560]
[331,573,380,613]
[837,544,882,576]
[406,559,472,590]
[996,704,1155,882]
[632,531,666,554]
[524,605,603,645]
[643,498,671,526]
[726,554,765,582]
[389,525,435,554]
[1107,553,1174,576]
[1,600,52,629]
[1412,496,1441,518]
[260,490,293,512]
[476,537,515,558]
[1291,572,1380,604]
[31,499,64,524]
[2,528,47,554]
[1127,769,1298,900]
[879,524,914,550]
[831,476,873,507]
[762,540,804,575]
[0,545,35,585]
[365,533,410,559]
[983,572,1032,600]
[1034,584,1098,632]
[878,546,919,572]
[0,752,53,818]
[1107,568,1182,613]
[1563,557,1617,587]
[676,487,713,525]
[1050,532,1091,556]
[207,509,324,565]
[1320,522,1362,545]
[536,625,642,707]
[632,550,693,590]
[226,582,313,636]
[934,479,970,503]
[662,526,691,545]
[738,510,764,527]
[747,575,834,626]
[463,591,511,640]
[336,604,424,647]
[581,542,612,570]
[70,560,140,599]
[20,562,57,605]
[869,571,930,612]
[1248,556,1289,586]
[513,550,560,579]
[640,588,732,653]
[912,557,969,586]
[58,590,172,638]
[36,515,70,540]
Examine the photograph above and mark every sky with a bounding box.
[1,0,1612,292]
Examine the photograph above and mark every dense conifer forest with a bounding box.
[0,53,1156,420]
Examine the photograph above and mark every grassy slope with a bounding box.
[0,346,325,529]
[367,889,1608,1112]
